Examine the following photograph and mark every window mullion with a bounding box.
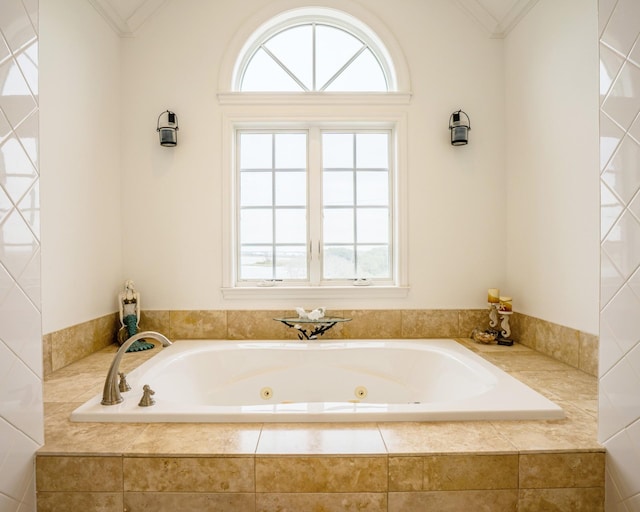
[271,133,277,279]
[308,127,322,285]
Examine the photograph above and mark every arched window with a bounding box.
[240,22,389,92]
[232,8,399,93]
[221,7,410,297]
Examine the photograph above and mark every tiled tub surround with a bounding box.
[42,309,599,377]
[37,338,603,512]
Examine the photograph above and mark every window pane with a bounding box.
[240,209,272,243]
[357,245,389,278]
[316,25,364,90]
[240,133,272,169]
[356,133,388,168]
[241,48,304,92]
[275,209,306,244]
[325,48,387,92]
[357,208,388,243]
[323,133,353,168]
[323,171,353,206]
[241,171,272,206]
[240,246,273,279]
[275,246,307,279]
[275,171,306,206]
[264,26,313,90]
[323,246,355,279]
[323,208,354,243]
[275,133,306,169]
[357,172,388,206]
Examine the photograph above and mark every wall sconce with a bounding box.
[449,109,470,146]
[157,110,179,147]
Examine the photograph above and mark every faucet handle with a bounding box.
[118,372,131,392]
[138,384,156,407]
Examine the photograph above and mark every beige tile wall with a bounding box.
[36,451,605,512]
[42,313,119,378]
[43,308,598,377]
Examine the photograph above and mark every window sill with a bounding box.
[221,285,410,300]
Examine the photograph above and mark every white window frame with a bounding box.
[220,103,409,300]
[218,6,412,300]
[235,125,395,287]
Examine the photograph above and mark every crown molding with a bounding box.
[87,0,167,37]
[454,0,540,38]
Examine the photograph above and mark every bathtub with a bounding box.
[71,339,564,423]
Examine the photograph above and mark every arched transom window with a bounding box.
[233,8,398,93]
[240,22,389,92]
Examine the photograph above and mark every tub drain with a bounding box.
[260,387,273,400]
[354,386,368,399]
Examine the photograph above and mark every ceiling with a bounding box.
[87,0,539,38]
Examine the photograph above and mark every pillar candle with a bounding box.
[499,296,512,312]
[488,288,500,303]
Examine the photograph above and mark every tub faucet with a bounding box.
[101,331,172,406]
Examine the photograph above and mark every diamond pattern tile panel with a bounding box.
[600,3,640,507]
[604,428,640,501]
[601,181,623,238]
[601,283,640,357]
[599,0,619,38]
[630,114,640,145]
[0,186,12,225]
[0,0,41,510]
[600,112,625,170]
[17,182,39,236]
[0,208,39,280]
[599,43,625,102]
[14,110,38,171]
[601,247,625,307]
[599,320,625,376]
[602,135,640,204]
[0,0,36,54]
[602,60,640,132]
[0,55,37,129]
[601,209,640,281]
[0,416,40,503]
[600,357,640,442]
[601,0,640,59]
[0,134,38,203]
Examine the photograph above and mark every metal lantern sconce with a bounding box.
[449,109,471,146]
[157,110,179,147]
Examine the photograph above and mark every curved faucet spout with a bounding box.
[101,331,172,406]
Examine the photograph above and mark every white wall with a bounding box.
[119,0,506,311]
[598,0,640,509]
[504,0,600,334]
[40,0,122,333]
[0,0,42,509]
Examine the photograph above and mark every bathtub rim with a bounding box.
[70,338,565,423]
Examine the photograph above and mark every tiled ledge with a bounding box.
[37,338,604,512]
[42,309,599,377]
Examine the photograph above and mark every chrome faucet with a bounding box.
[101,331,172,405]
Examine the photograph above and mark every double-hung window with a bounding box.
[220,8,409,294]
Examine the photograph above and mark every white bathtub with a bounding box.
[71,339,564,423]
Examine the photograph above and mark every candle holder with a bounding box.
[487,302,514,346]
[497,310,513,346]
[488,302,500,329]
